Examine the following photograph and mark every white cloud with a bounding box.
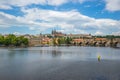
[0,0,69,9]
[95,31,104,35]
[0,5,12,9]
[0,8,120,34]
[47,0,68,6]
[0,0,95,9]
[0,12,20,27]
[13,32,20,35]
[112,31,120,36]
[0,0,46,9]
[78,0,88,3]
[105,0,120,11]
[0,0,120,12]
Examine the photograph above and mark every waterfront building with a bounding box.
[67,34,92,39]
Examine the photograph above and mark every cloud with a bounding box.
[112,31,120,35]
[0,0,95,9]
[47,0,69,6]
[105,0,120,11]
[0,8,120,34]
[0,5,12,9]
[95,31,104,35]
[0,0,46,9]
[1,0,120,12]
[0,12,19,27]
[0,0,69,9]
[78,0,89,3]
[13,32,20,35]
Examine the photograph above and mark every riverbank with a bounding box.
[0,45,28,48]
[0,45,120,49]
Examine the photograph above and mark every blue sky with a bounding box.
[0,0,120,35]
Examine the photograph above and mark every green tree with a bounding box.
[0,35,4,45]
[15,36,28,46]
[58,37,66,45]
[22,38,29,46]
[4,34,16,46]
[3,34,29,47]
[65,37,72,44]
[53,38,56,46]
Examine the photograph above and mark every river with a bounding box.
[0,46,120,80]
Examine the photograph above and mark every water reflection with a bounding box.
[0,47,120,61]
[9,49,28,57]
[51,50,61,57]
[8,51,16,58]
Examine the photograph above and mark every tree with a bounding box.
[4,34,16,46]
[15,36,28,46]
[0,35,4,45]
[58,37,66,45]
[53,38,58,46]
[2,34,29,47]
[65,37,72,44]
[22,38,29,46]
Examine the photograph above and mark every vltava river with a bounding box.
[0,47,120,80]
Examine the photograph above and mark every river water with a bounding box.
[0,46,120,80]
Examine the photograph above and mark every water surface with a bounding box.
[0,47,120,80]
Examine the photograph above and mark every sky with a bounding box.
[0,0,120,35]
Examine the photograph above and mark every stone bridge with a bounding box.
[72,38,120,47]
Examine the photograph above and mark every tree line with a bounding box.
[93,35,120,38]
[0,34,28,47]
